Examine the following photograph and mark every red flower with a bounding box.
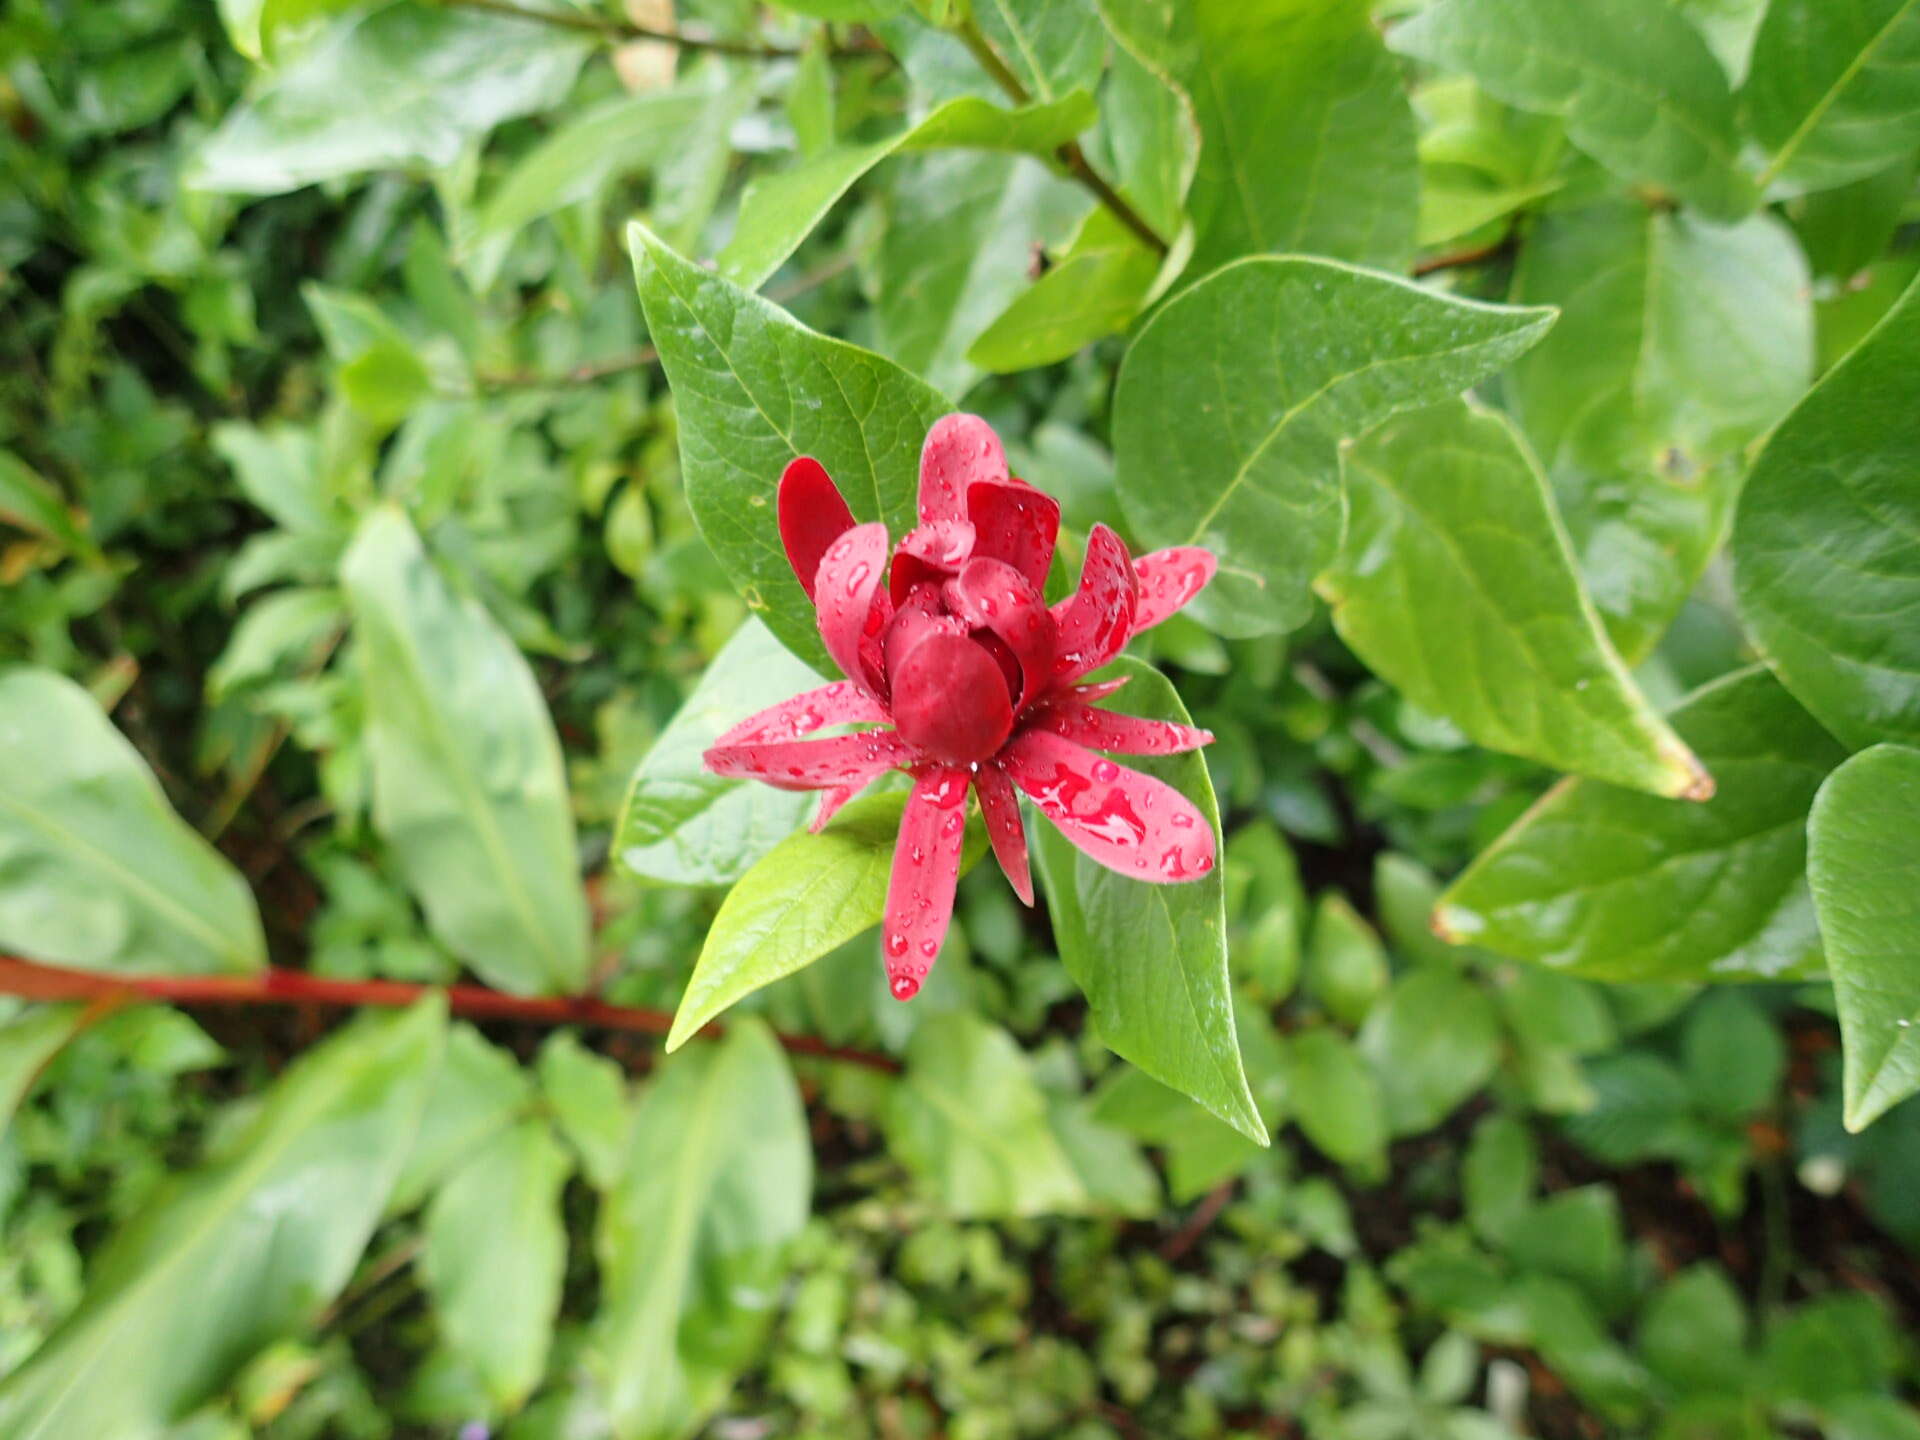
[705,415,1220,1000]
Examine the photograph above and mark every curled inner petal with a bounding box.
[1131,547,1218,633]
[890,631,1014,765]
[778,457,856,601]
[712,681,890,749]
[705,730,917,791]
[1030,700,1214,756]
[1001,729,1216,883]
[973,762,1032,906]
[890,519,977,604]
[946,556,1056,714]
[813,522,890,697]
[882,766,972,999]
[1051,524,1140,683]
[967,479,1060,592]
[918,414,1007,525]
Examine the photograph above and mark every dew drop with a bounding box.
[920,938,939,958]
[885,932,909,958]
[1092,759,1119,783]
[891,973,921,1000]
[1171,812,1195,828]
[845,561,871,595]
[941,812,964,837]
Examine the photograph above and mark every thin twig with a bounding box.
[949,16,1171,259]
[1412,234,1516,277]
[0,954,902,1073]
[1160,1179,1237,1261]
[435,0,805,57]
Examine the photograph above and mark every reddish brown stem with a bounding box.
[0,955,900,1073]
[1412,235,1516,276]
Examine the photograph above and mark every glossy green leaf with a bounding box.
[629,222,950,670]
[1359,968,1503,1135]
[1808,744,1920,1131]
[422,1118,571,1413]
[340,508,590,995]
[716,91,1096,293]
[977,0,1108,100]
[1392,0,1758,219]
[1102,0,1418,273]
[1033,658,1264,1145]
[1745,0,1920,195]
[616,620,823,887]
[0,1005,87,1138]
[594,1020,809,1440]
[0,1000,445,1439]
[1327,400,1709,797]
[1439,668,1846,982]
[1097,23,1200,240]
[668,793,984,1050]
[192,2,588,195]
[888,1012,1088,1217]
[0,667,265,976]
[1733,271,1920,750]
[1114,256,1554,637]
[967,210,1161,373]
[1509,203,1814,662]
[1288,1027,1388,1175]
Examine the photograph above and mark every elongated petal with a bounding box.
[973,761,1032,906]
[1132,547,1217,633]
[883,767,971,999]
[889,519,976,604]
[1030,700,1214,756]
[918,413,1007,525]
[705,730,916,790]
[967,479,1060,592]
[1051,524,1139,683]
[779,457,856,600]
[814,522,890,695]
[1002,730,1215,883]
[890,631,1013,764]
[810,762,895,832]
[712,680,890,748]
[946,556,1056,713]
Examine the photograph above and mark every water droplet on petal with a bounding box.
[885,932,909,958]
[1092,759,1119,783]
[920,938,938,958]
[1171,812,1195,829]
[891,973,920,1000]
[845,561,871,596]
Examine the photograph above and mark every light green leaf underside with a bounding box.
[1113,254,1555,637]
[629,222,951,671]
[1808,744,1920,1131]
[0,1001,445,1440]
[0,667,264,977]
[340,508,590,996]
[1033,657,1264,1145]
[1326,399,1707,798]
[968,210,1161,373]
[1392,0,1758,219]
[615,619,823,888]
[1439,667,1846,983]
[0,1005,88,1138]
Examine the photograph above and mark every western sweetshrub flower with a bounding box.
[705,415,1220,1000]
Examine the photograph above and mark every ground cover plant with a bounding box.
[2,0,1920,1436]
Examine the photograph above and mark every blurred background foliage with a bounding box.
[1,0,1918,1437]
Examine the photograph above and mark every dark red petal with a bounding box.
[918,414,1007,525]
[882,767,971,999]
[712,681,890,748]
[705,730,916,790]
[814,522,890,696]
[890,632,1014,765]
[1131,547,1218,633]
[966,479,1060,592]
[1050,524,1139,684]
[778,457,856,601]
[1028,700,1214,756]
[889,520,976,604]
[882,587,967,683]
[946,556,1056,714]
[1001,730,1216,882]
[974,762,1032,906]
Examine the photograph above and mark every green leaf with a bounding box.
[536,1031,632,1192]
[210,422,338,535]
[1033,658,1265,1145]
[0,667,265,976]
[1097,22,1200,240]
[0,1000,446,1439]
[1359,968,1503,1136]
[390,1023,533,1214]
[873,151,1090,396]
[1463,1111,1538,1242]
[615,620,824,888]
[1638,1264,1749,1396]
[1113,256,1555,637]
[716,91,1096,293]
[0,1005,88,1138]
[1733,271,1920,750]
[594,1020,809,1440]
[1391,0,1758,219]
[1509,203,1814,662]
[967,210,1161,373]
[1808,743,1920,1130]
[303,285,433,428]
[340,508,590,996]
[1304,892,1388,1027]
[191,2,588,195]
[1438,668,1846,982]
[628,222,951,669]
[1680,990,1784,1121]
[422,1118,571,1414]
[888,1012,1089,1216]
[1287,1027,1388,1176]
[976,0,1108,101]
[0,450,97,559]
[668,793,984,1049]
[1744,0,1920,195]
[215,0,359,61]
[1327,400,1709,797]
[1102,0,1418,273]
